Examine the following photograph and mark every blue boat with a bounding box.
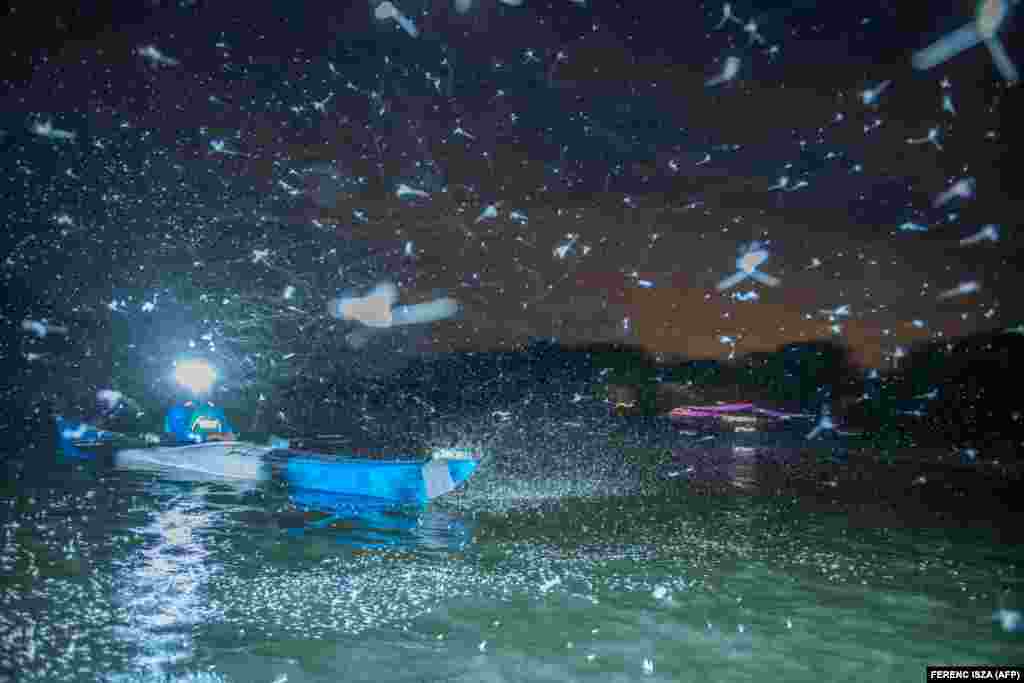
[55,417,480,504]
[278,449,479,505]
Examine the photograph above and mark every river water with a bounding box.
[1,422,1021,682]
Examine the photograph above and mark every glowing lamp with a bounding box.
[174,359,217,394]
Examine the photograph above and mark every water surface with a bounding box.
[1,434,1020,682]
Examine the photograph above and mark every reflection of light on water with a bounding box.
[107,672,232,683]
[286,487,476,552]
[114,493,216,673]
[721,415,760,424]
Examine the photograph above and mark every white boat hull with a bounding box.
[115,442,274,483]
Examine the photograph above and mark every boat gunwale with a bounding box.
[117,442,440,466]
[274,449,431,466]
[274,449,481,467]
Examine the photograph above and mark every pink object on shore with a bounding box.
[668,403,809,419]
[670,403,753,418]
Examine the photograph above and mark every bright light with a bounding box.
[174,359,217,394]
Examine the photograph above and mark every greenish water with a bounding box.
[1,439,1021,683]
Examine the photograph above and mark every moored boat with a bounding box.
[668,402,812,434]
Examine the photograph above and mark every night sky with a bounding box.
[1,0,1022,417]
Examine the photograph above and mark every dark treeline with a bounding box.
[244,327,1022,458]
[856,328,1024,454]
[15,322,1022,461]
